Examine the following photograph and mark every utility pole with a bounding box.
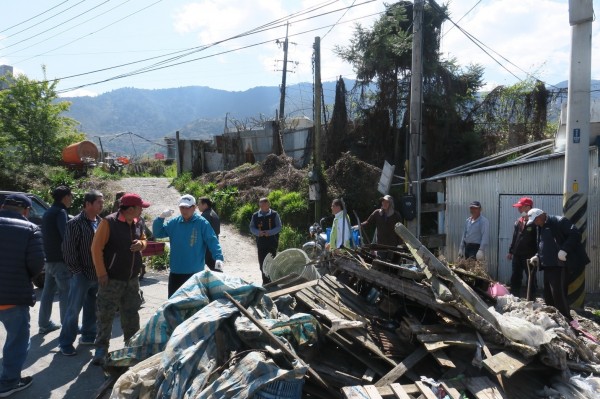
[563,0,593,308]
[407,0,424,238]
[313,36,323,220]
[273,22,292,156]
[279,22,289,128]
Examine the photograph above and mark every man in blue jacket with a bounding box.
[153,194,224,298]
[0,194,45,397]
[528,208,590,322]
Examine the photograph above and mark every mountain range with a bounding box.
[62,79,600,155]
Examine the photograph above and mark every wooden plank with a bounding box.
[268,279,319,298]
[333,258,461,318]
[430,349,456,368]
[378,384,420,397]
[341,386,369,398]
[375,347,428,387]
[440,380,463,399]
[464,376,508,399]
[483,351,531,378]
[364,385,384,398]
[423,341,450,351]
[395,223,502,331]
[415,381,438,399]
[416,333,477,343]
[389,383,412,399]
[362,368,376,383]
[372,259,426,280]
[341,386,383,399]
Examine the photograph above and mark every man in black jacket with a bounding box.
[528,208,590,322]
[507,197,537,298]
[38,186,72,335]
[198,197,220,271]
[249,198,282,284]
[0,194,45,397]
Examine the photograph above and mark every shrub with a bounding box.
[278,226,305,252]
[232,203,255,233]
[146,243,170,271]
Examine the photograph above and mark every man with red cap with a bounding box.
[507,197,538,298]
[91,193,149,366]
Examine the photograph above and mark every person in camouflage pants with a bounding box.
[91,193,149,366]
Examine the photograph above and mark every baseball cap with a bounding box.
[526,208,545,225]
[3,193,32,208]
[178,194,196,208]
[513,197,533,208]
[469,201,481,208]
[380,194,393,202]
[120,193,150,208]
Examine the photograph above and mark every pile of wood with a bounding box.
[263,224,600,399]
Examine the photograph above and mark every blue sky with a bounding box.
[1,0,598,97]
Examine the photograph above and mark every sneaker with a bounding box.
[39,322,60,335]
[0,376,33,397]
[60,346,76,356]
[78,337,95,346]
[92,348,107,366]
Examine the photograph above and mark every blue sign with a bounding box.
[573,128,580,143]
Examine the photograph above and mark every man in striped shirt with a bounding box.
[58,190,104,357]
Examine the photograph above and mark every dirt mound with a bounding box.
[326,152,382,213]
[198,154,306,201]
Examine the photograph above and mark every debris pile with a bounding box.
[104,224,600,399]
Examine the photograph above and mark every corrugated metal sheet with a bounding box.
[444,147,599,293]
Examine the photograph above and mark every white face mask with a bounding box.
[521,211,527,217]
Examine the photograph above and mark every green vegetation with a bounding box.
[171,174,309,251]
[145,243,170,271]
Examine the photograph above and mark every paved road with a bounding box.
[1,177,264,398]
[0,271,169,399]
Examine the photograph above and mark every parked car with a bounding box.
[0,191,50,288]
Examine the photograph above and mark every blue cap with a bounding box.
[3,194,32,208]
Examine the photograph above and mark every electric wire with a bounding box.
[0,0,87,38]
[16,0,163,65]
[55,11,382,93]
[0,0,71,35]
[0,1,111,52]
[322,0,357,39]
[442,0,481,37]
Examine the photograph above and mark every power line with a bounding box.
[0,0,110,52]
[442,0,482,37]
[0,0,86,38]
[0,0,71,35]
[322,0,357,39]
[55,11,381,94]
[16,0,163,65]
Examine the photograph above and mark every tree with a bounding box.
[0,69,82,166]
[474,79,551,154]
[336,1,485,174]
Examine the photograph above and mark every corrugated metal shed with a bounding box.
[443,146,599,294]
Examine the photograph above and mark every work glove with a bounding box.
[160,209,174,219]
[476,250,484,261]
[529,255,539,267]
[558,250,567,262]
[214,260,224,272]
[351,225,359,231]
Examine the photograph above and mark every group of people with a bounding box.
[0,188,231,397]
[458,197,590,324]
